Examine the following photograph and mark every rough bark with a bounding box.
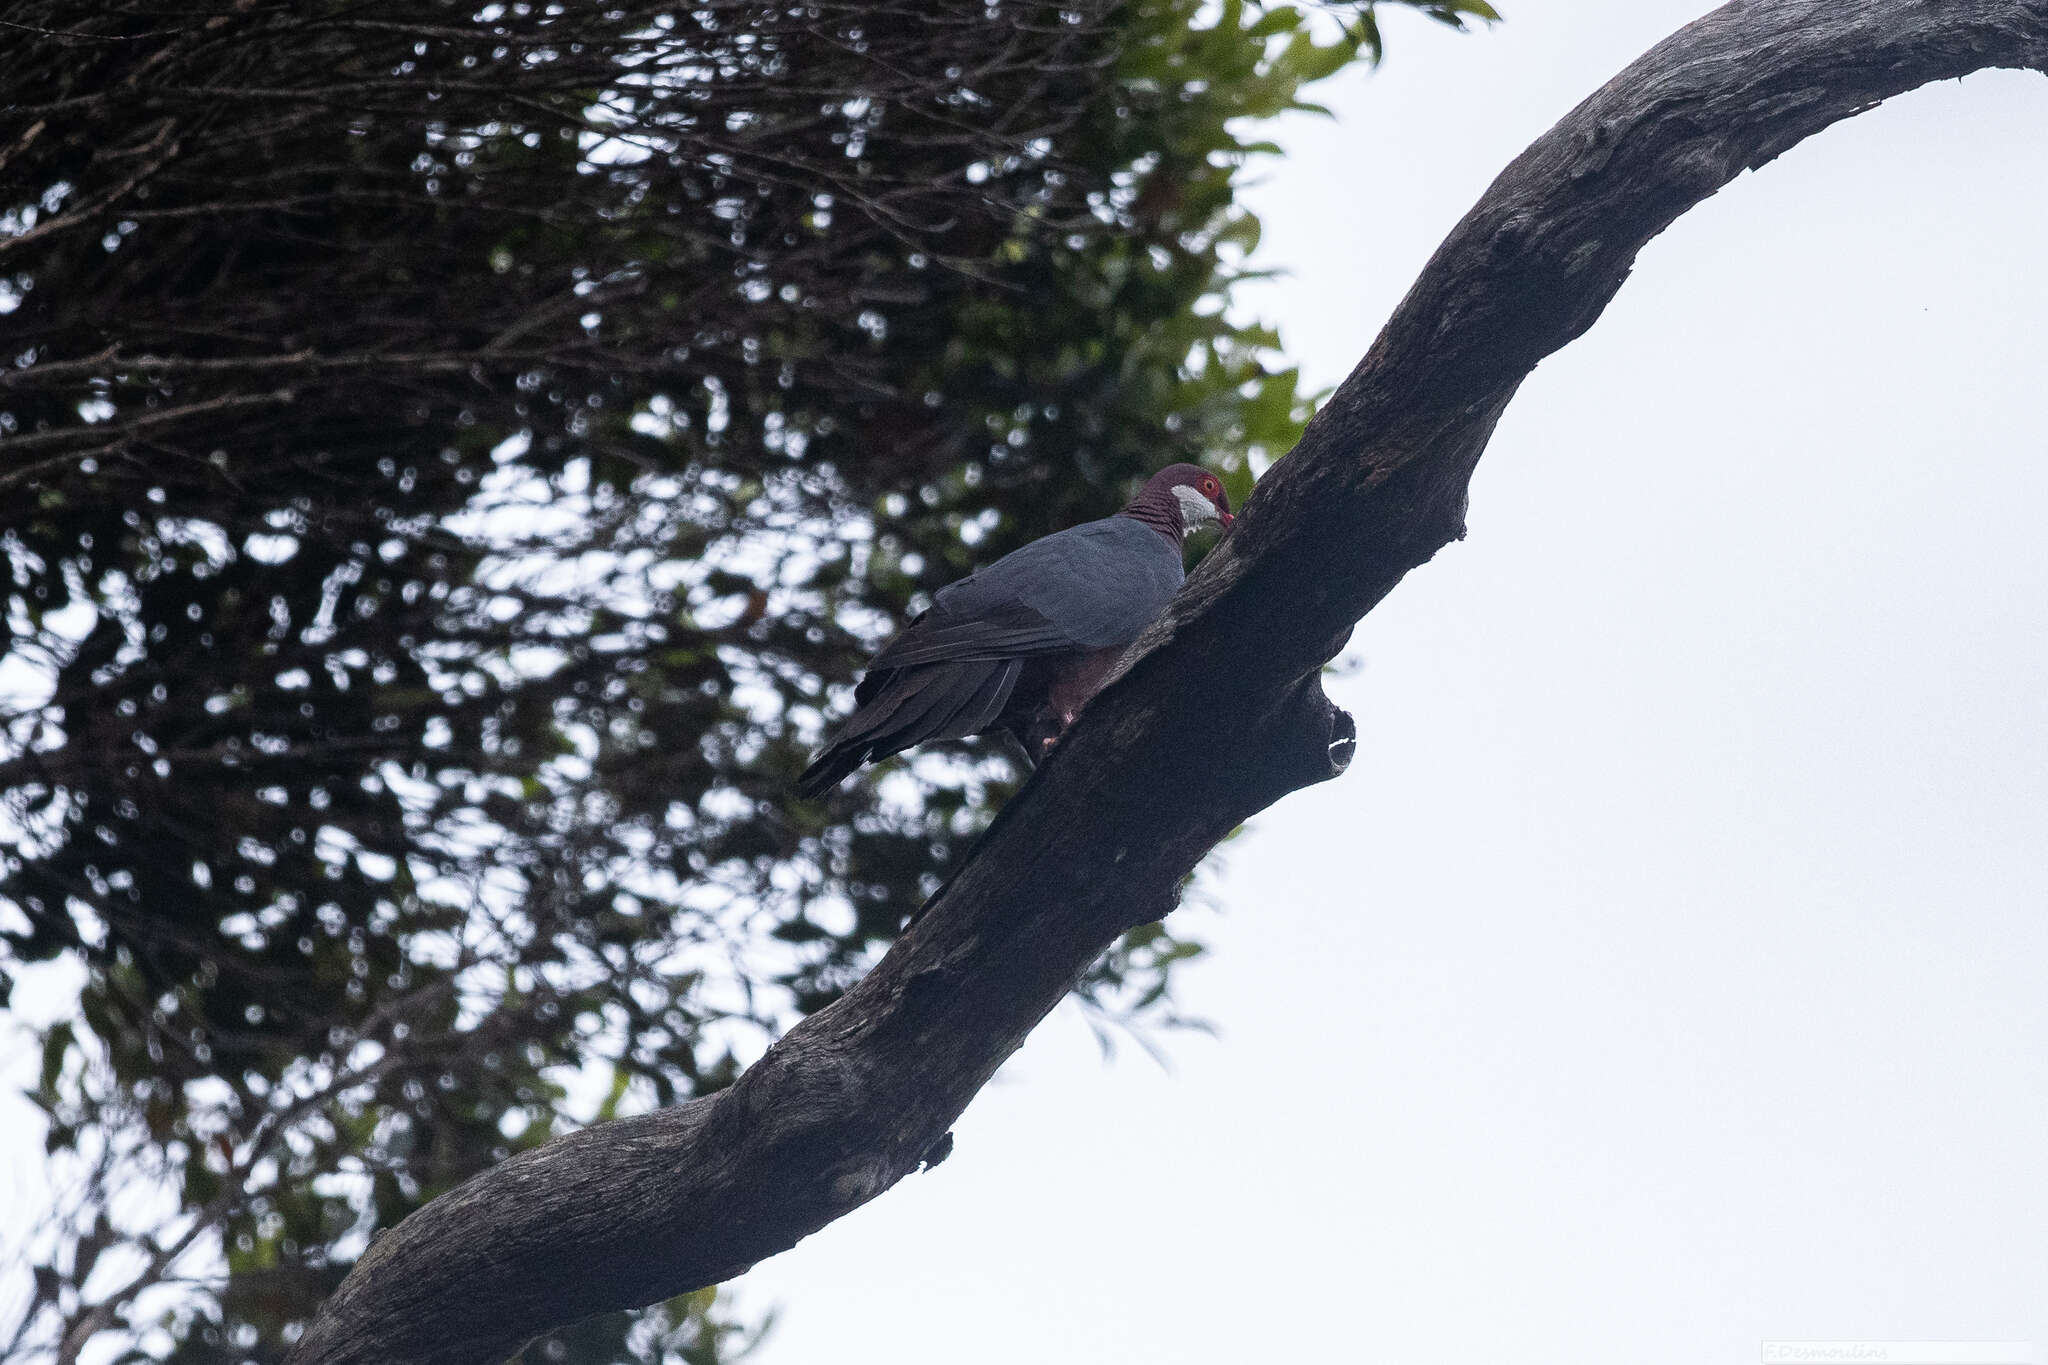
[288,2,2048,1361]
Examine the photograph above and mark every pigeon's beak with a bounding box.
[1217,510,1235,532]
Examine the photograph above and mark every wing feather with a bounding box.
[799,514,1186,796]
[862,517,1182,676]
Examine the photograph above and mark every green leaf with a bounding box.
[38,1022,72,1095]
[1292,35,1361,84]
[1245,5,1303,38]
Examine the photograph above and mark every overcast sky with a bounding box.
[737,3,2048,1363]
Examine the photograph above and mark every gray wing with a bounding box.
[863,517,1183,675]
[798,518,1183,796]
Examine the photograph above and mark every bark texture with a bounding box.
[290,2,2048,1361]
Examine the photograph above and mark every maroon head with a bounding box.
[1123,463,1234,542]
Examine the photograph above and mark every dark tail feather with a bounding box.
[795,742,871,800]
[797,660,1019,797]
[925,658,1020,743]
[796,670,949,798]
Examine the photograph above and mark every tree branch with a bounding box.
[288,2,2048,1361]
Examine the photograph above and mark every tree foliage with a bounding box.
[0,1,1488,1359]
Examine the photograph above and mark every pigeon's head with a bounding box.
[1141,463,1235,537]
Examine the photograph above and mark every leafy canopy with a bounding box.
[0,0,1490,1359]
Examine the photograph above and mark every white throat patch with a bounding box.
[1170,484,1218,537]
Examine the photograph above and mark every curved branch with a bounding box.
[289,3,2048,1361]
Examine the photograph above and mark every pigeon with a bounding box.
[797,463,1234,796]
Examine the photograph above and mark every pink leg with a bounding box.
[1038,707,1079,757]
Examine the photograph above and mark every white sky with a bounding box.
[737,3,2048,1363]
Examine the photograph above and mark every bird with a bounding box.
[796,463,1235,797]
